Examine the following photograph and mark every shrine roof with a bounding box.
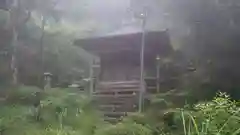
[74,28,172,56]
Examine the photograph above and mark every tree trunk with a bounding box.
[40,15,46,89]
[9,0,20,86]
[10,28,18,85]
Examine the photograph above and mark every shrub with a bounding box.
[94,123,152,135]
[0,105,36,135]
[5,85,41,105]
[0,86,101,135]
[122,113,147,125]
[39,88,101,134]
[170,92,240,135]
[192,92,240,135]
[122,112,168,135]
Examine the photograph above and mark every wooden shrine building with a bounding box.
[75,29,172,121]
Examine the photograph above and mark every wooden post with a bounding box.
[156,55,160,93]
[89,59,94,96]
[139,9,147,113]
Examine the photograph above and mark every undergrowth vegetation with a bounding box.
[0,86,239,135]
[0,86,102,135]
[121,92,240,135]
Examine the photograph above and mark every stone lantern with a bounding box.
[44,72,53,90]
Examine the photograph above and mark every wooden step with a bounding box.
[93,81,141,122]
[97,81,141,89]
[92,94,138,98]
[92,99,127,105]
[93,97,138,104]
[97,86,140,91]
[94,91,139,95]
[103,117,120,123]
[98,104,137,112]
[98,83,140,86]
[93,100,137,106]
[145,77,157,80]
[99,81,140,85]
[93,93,138,106]
[103,112,127,118]
[147,86,156,89]
[94,89,140,94]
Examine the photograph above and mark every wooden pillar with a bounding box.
[139,10,148,113]
[89,59,94,96]
[156,55,160,93]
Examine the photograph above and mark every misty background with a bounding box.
[0,0,240,99]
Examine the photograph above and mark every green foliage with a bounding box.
[95,122,152,135]
[163,92,240,135]
[0,105,29,132]
[0,88,239,135]
[121,92,240,135]
[39,88,101,134]
[0,0,94,86]
[5,85,41,105]
[122,113,147,125]
[0,86,101,135]
[192,92,240,135]
[122,112,166,135]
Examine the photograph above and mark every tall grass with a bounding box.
[123,92,240,135]
[180,110,240,135]
[0,86,101,135]
[179,92,240,135]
